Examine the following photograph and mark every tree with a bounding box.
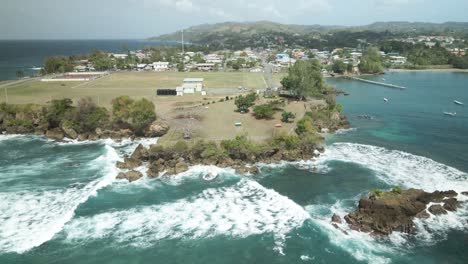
[358,47,384,74]
[129,98,156,135]
[331,60,347,74]
[281,111,295,122]
[89,50,114,71]
[45,98,74,128]
[43,56,74,74]
[253,104,275,119]
[234,93,257,112]
[111,95,134,122]
[16,71,25,78]
[281,59,327,99]
[177,63,184,72]
[66,97,109,133]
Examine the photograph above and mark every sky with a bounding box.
[1,0,467,39]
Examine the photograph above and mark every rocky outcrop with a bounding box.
[62,126,78,139]
[145,121,170,137]
[116,170,143,182]
[131,144,149,161]
[45,128,65,141]
[343,189,460,235]
[116,157,142,170]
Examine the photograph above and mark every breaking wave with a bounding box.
[0,144,119,253]
[310,143,468,193]
[63,179,310,251]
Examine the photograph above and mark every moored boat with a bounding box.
[443,112,456,117]
[454,100,464,105]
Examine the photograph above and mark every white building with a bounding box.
[389,56,407,65]
[176,78,204,96]
[153,61,169,72]
[112,54,128,59]
[195,63,215,71]
[249,66,264,73]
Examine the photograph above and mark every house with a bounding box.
[389,56,407,65]
[153,61,169,72]
[249,66,264,73]
[112,54,128,59]
[195,63,215,71]
[183,78,204,92]
[136,64,148,71]
[176,78,205,96]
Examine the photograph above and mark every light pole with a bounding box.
[4,87,8,103]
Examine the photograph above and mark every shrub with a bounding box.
[253,104,275,119]
[271,134,300,150]
[173,140,189,153]
[281,111,295,122]
[392,186,403,194]
[370,189,383,198]
[128,98,156,135]
[234,93,257,112]
[45,98,74,128]
[221,135,259,160]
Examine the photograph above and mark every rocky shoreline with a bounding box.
[332,188,467,236]
[114,140,327,182]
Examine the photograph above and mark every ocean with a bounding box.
[0,40,176,80]
[0,71,467,263]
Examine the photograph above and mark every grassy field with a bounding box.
[0,71,267,106]
[1,71,306,144]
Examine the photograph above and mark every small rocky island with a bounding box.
[333,188,466,236]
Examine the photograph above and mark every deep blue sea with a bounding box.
[0,71,467,263]
[0,40,174,80]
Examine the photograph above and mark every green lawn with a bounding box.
[1,71,267,106]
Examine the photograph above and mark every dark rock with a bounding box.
[415,211,430,219]
[77,133,88,141]
[461,191,468,196]
[116,161,127,169]
[234,166,259,175]
[45,128,65,141]
[443,198,459,211]
[117,170,143,182]
[145,121,170,137]
[331,214,342,224]
[428,204,448,215]
[123,157,142,169]
[147,163,160,178]
[174,161,189,174]
[131,144,149,161]
[344,188,460,235]
[62,126,78,139]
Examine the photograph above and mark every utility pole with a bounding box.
[4,87,8,104]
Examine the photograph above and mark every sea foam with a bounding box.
[0,145,119,253]
[310,142,468,193]
[63,179,310,251]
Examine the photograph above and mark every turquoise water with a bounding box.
[1,72,467,263]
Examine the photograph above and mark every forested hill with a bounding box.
[148,21,468,50]
[149,21,344,42]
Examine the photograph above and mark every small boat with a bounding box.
[444,112,456,117]
[203,172,218,181]
[31,66,42,71]
[454,100,464,106]
[384,98,389,102]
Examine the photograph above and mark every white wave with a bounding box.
[0,145,119,253]
[63,179,310,251]
[306,200,395,264]
[311,143,468,193]
[0,134,23,141]
[334,128,357,135]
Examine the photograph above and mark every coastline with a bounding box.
[387,68,468,73]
